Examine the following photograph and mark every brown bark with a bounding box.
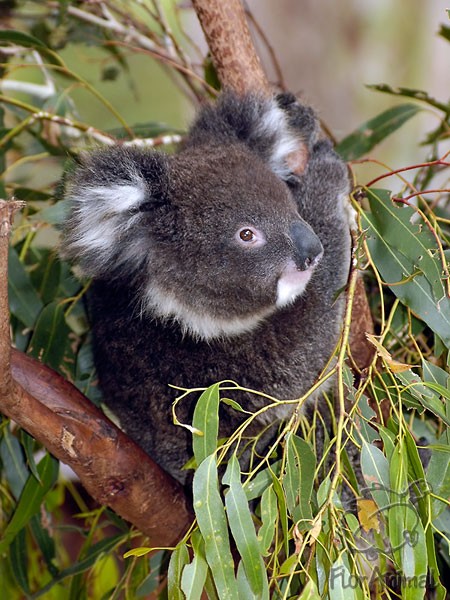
[192,0,269,96]
[0,200,192,547]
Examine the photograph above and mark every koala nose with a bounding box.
[290,221,323,270]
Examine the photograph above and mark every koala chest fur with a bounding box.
[61,92,352,483]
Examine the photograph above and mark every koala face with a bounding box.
[141,144,323,339]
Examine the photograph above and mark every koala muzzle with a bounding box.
[290,221,323,271]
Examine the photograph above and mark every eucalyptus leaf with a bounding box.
[367,83,449,113]
[258,485,278,555]
[8,247,43,328]
[223,456,269,599]
[283,433,315,526]
[193,455,238,600]
[181,531,208,600]
[28,301,71,372]
[362,189,450,347]
[336,104,422,160]
[0,453,59,554]
[426,445,450,519]
[360,441,390,510]
[192,384,220,466]
[0,430,28,500]
[168,543,189,600]
[9,528,29,595]
[31,534,124,598]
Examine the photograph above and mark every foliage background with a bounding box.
[0,1,449,599]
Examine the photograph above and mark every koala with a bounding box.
[61,92,352,484]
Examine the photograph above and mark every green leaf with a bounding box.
[422,359,450,389]
[32,534,124,598]
[192,384,220,466]
[388,443,412,572]
[360,441,390,510]
[0,429,28,500]
[298,579,321,600]
[181,531,208,600]
[223,456,269,599]
[35,253,62,304]
[439,24,450,43]
[328,558,360,599]
[8,247,43,328]
[336,104,422,160]
[283,433,315,526]
[193,455,238,600]
[236,561,258,599]
[367,83,449,113]
[395,370,450,426]
[362,189,450,347]
[0,453,59,554]
[258,485,277,555]
[271,473,289,555]
[168,543,189,600]
[27,301,71,372]
[9,528,30,595]
[426,445,450,519]
[0,29,48,50]
[0,30,64,67]
[245,460,281,501]
[29,513,58,577]
[20,430,40,483]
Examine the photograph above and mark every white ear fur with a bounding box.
[63,179,147,277]
[257,100,303,179]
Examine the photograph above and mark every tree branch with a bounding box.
[192,0,270,95]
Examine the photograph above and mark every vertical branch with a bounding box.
[191,0,270,95]
[0,200,24,397]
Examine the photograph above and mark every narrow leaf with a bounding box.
[0,453,59,554]
[181,531,208,600]
[258,485,277,555]
[284,433,315,526]
[360,441,390,510]
[8,247,43,328]
[362,189,450,347]
[192,384,220,465]
[9,528,30,595]
[193,455,238,600]
[336,104,422,160]
[328,558,359,600]
[426,445,450,519]
[168,543,189,600]
[223,456,269,599]
[28,301,71,372]
[0,429,28,499]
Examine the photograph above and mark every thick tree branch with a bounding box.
[192,0,269,96]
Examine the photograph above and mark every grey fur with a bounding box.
[61,92,351,484]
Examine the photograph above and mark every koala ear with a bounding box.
[60,146,172,279]
[186,92,318,181]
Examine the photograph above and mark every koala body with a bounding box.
[62,93,351,483]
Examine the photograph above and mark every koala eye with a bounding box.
[235,226,266,248]
[240,228,255,242]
